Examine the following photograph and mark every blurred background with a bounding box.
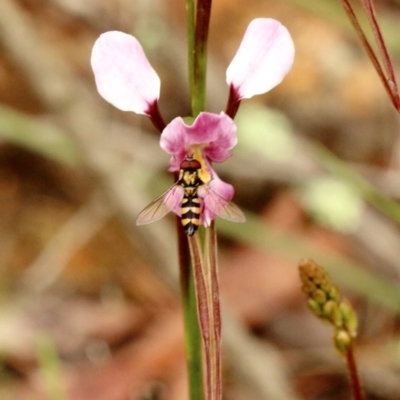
[0,0,400,399]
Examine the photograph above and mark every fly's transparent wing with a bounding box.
[203,186,245,223]
[136,184,183,225]
[217,200,246,222]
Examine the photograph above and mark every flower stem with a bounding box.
[188,0,212,116]
[189,233,211,400]
[178,219,205,400]
[185,1,214,399]
[176,170,204,400]
[186,0,195,105]
[345,346,364,400]
[205,221,222,399]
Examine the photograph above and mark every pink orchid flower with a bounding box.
[91,18,294,229]
[160,111,237,227]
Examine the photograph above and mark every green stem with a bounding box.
[188,0,212,116]
[184,1,213,398]
[186,0,195,103]
[178,217,205,400]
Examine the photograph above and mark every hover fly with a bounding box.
[136,156,245,236]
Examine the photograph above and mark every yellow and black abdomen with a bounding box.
[181,188,201,236]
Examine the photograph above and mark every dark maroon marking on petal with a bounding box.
[147,100,167,132]
[225,84,242,119]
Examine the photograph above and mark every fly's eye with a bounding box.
[189,160,201,169]
[180,160,190,169]
[180,159,201,169]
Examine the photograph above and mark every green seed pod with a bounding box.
[340,300,358,337]
[312,288,327,305]
[332,304,344,328]
[302,281,316,296]
[327,286,340,302]
[322,300,337,320]
[319,278,331,293]
[333,329,352,355]
[307,298,323,317]
[312,269,326,285]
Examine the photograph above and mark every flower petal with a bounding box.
[198,174,234,227]
[91,31,160,114]
[160,112,237,170]
[226,18,295,99]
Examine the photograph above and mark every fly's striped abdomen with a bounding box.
[136,155,245,234]
[181,189,201,236]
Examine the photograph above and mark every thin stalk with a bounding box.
[361,0,399,109]
[185,1,215,399]
[205,221,222,399]
[339,0,399,110]
[176,176,204,400]
[345,346,364,400]
[186,0,196,102]
[192,0,212,115]
[362,0,396,83]
[189,233,211,400]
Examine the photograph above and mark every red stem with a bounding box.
[361,0,400,109]
[339,0,399,111]
[346,346,364,400]
[188,234,212,400]
[208,222,222,399]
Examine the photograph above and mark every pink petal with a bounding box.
[226,18,295,99]
[91,31,160,114]
[160,112,237,170]
[199,175,234,227]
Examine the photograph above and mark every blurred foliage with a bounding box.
[0,104,80,167]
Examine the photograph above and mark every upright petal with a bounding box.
[226,18,295,99]
[91,31,160,115]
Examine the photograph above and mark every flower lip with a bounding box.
[160,111,237,171]
[91,31,161,115]
[226,18,295,100]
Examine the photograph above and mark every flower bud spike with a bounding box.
[298,259,359,354]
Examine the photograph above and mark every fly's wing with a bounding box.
[202,186,245,223]
[136,184,183,225]
[218,200,246,222]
